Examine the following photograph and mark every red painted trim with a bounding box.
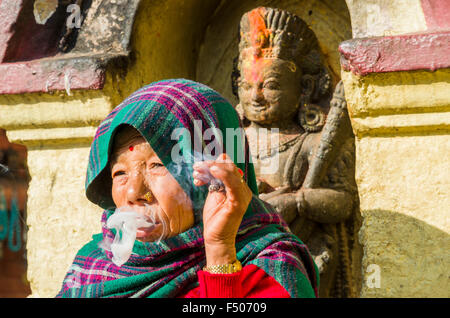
[0,0,106,95]
[339,31,450,76]
[0,56,106,95]
[421,0,450,31]
[0,0,135,95]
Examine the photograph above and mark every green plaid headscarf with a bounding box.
[56,79,318,298]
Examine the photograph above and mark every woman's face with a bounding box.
[110,128,194,242]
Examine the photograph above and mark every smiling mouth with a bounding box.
[250,102,268,111]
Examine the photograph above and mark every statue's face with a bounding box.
[238,58,302,125]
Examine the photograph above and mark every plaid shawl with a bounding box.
[56,79,319,298]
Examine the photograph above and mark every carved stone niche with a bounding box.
[0,0,140,95]
[233,6,362,298]
[197,3,361,298]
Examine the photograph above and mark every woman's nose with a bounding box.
[126,172,148,205]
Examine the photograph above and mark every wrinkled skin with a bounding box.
[110,126,253,267]
[110,130,194,242]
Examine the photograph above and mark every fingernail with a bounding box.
[210,166,219,172]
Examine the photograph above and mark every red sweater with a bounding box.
[179,264,291,298]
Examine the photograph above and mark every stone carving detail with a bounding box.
[232,7,361,297]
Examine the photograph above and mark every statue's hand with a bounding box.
[264,192,303,224]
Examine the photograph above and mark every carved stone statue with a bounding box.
[232,7,361,297]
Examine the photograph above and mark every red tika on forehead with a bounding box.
[129,145,134,151]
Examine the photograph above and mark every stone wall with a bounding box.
[342,70,450,297]
[341,0,450,297]
[0,91,110,297]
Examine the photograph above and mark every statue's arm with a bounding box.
[267,137,356,224]
[298,187,353,223]
[267,187,353,224]
[300,136,357,223]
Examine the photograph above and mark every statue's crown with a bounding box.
[239,7,316,61]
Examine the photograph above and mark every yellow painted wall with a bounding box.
[341,69,450,297]
[104,0,220,107]
[26,145,102,297]
[345,0,427,37]
[342,0,449,296]
[0,90,109,297]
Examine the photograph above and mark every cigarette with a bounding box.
[193,162,225,192]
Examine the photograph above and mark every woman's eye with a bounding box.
[112,170,126,178]
[149,162,164,169]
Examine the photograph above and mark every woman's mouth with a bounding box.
[136,222,162,240]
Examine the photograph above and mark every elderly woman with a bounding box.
[56,79,318,298]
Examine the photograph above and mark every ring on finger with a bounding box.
[208,179,226,192]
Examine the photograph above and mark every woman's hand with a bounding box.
[193,153,253,266]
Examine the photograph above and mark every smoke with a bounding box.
[99,148,230,267]
[188,150,225,188]
[192,160,224,190]
[99,204,168,267]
